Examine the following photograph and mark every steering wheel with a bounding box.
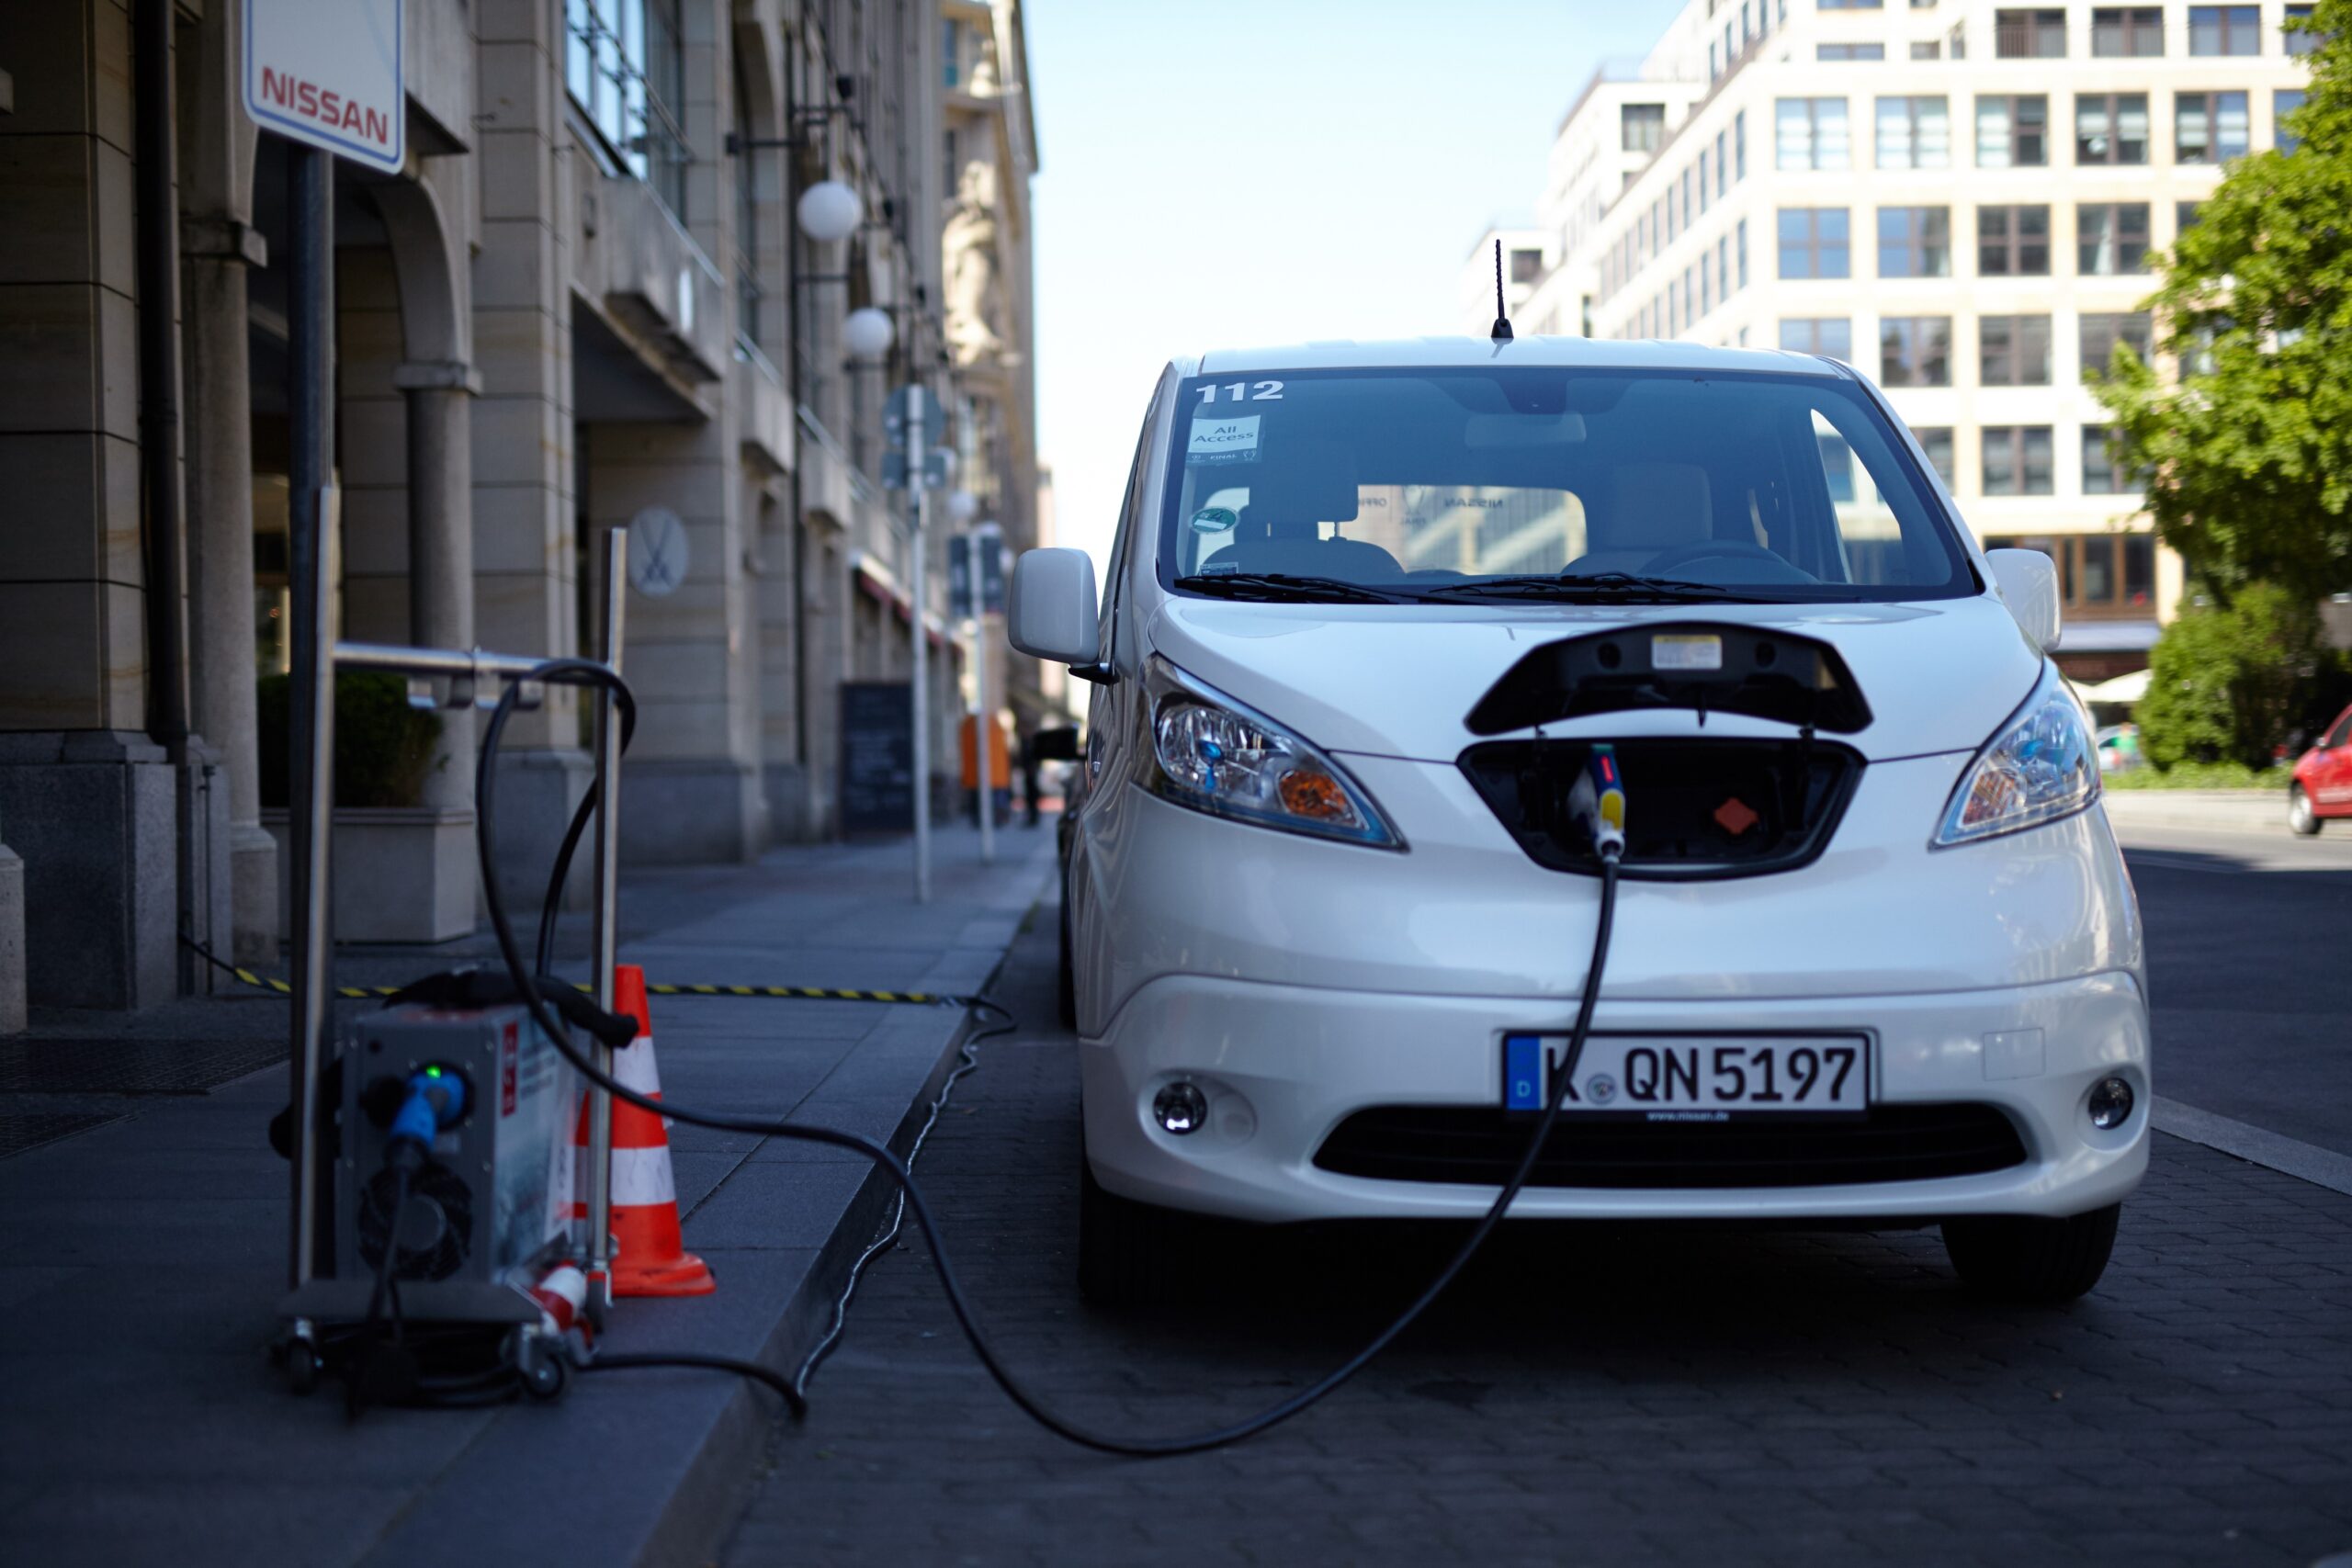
[1641,538,1790,574]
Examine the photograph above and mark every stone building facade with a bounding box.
[0,0,1042,1018]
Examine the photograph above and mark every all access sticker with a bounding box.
[1187,415,1261,464]
[1652,633,1724,671]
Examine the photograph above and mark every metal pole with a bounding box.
[585,526,628,1305]
[974,576,994,867]
[285,145,335,1291]
[909,403,932,904]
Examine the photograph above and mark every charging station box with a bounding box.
[331,1002,582,1319]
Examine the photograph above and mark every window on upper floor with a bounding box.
[2286,4,2320,54]
[1879,206,1953,277]
[2177,198,2206,233]
[1978,204,2053,275]
[1777,96,1852,169]
[1714,129,1730,197]
[565,0,691,223]
[1881,316,1954,387]
[2190,5,2262,54]
[1912,39,1943,57]
[2278,89,2310,150]
[732,49,761,351]
[2177,90,2252,163]
[1982,427,2056,495]
[2091,6,2165,56]
[1737,217,1750,286]
[2080,427,2148,496]
[1779,208,1852,278]
[2080,311,2155,374]
[1911,426,1956,486]
[2076,93,2151,164]
[1623,103,1667,152]
[1984,531,2154,612]
[1736,109,1749,177]
[1781,317,1854,358]
[1818,41,1888,59]
[1976,95,2050,166]
[1876,96,1951,167]
[1980,315,2053,385]
[2079,203,2153,274]
[1510,248,1544,285]
[1819,0,1884,7]
[1996,8,2067,56]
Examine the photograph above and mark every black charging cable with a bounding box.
[479,658,1623,1457]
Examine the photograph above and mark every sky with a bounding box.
[1023,0,1688,571]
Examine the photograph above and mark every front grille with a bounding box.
[1314,1103,2028,1190]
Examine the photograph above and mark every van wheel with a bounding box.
[1056,886,1079,1031]
[1078,1158,1187,1309]
[1942,1203,2120,1303]
[2290,784,2322,836]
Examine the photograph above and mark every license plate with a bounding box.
[1501,1033,1869,1120]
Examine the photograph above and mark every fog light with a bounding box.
[2088,1077,2134,1131]
[1152,1081,1209,1136]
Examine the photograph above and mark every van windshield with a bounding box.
[1159,367,1973,604]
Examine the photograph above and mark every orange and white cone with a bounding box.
[573,964,716,1297]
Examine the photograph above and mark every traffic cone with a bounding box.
[572,964,716,1297]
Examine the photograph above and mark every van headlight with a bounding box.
[1933,662,2099,847]
[1144,657,1403,848]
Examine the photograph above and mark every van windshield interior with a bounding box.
[1159,367,1973,602]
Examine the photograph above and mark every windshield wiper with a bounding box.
[1173,571,1412,604]
[1421,571,1766,604]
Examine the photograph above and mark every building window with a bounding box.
[1912,426,1956,485]
[2081,426,2143,493]
[1878,206,1953,276]
[1996,8,2067,56]
[1817,41,1888,59]
[1980,315,2053,384]
[1976,95,2050,166]
[1983,427,2056,494]
[2278,88,2309,150]
[1699,150,1712,211]
[1779,208,1852,278]
[1781,317,1853,357]
[1683,168,1695,229]
[943,18,965,87]
[2079,203,2153,274]
[2177,91,2252,163]
[732,51,761,351]
[2286,4,2319,54]
[2189,5,2262,54]
[2080,311,2155,373]
[1978,204,2052,275]
[566,0,692,223]
[2091,6,2165,55]
[1715,130,1730,197]
[1876,96,1951,167]
[1623,103,1667,152]
[1718,234,1732,300]
[1777,96,1852,169]
[1911,39,1943,58]
[1735,109,1748,178]
[1510,248,1544,285]
[2177,198,2205,233]
[2075,93,2151,164]
[1881,317,1954,387]
[1984,532,2155,613]
[1819,0,1884,7]
[1951,19,1969,57]
[1737,217,1749,286]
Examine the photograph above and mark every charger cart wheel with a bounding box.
[1078,1157,1189,1309]
[2290,784,2322,836]
[1057,883,1079,1032]
[1942,1202,2121,1303]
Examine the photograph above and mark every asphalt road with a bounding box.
[2117,821,2352,1156]
[722,818,2352,1568]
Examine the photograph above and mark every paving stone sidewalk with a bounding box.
[0,823,1057,1568]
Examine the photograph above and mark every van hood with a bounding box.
[1144,595,2042,763]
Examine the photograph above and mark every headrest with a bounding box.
[1240,441,1360,540]
[1597,462,1713,549]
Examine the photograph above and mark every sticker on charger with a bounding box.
[1187,415,1261,465]
[1652,633,1724,671]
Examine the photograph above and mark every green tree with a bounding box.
[2135,584,2347,770]
[2093,0,2352,604]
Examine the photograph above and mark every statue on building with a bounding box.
[943,158,1004,368]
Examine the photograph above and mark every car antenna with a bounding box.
[1489,239,1514,342]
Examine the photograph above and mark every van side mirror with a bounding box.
[1009,547,1109,678]
[1985,548,2063,655]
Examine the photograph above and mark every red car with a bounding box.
[2290,703,2352,835]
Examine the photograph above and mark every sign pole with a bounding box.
[284,142,336,1290]
[974,570,994,867]
[908,400,932,905]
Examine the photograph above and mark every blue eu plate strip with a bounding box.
[1503,1034,1544,1112]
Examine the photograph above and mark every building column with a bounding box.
[397,363,480,809]
[181,220,277,964]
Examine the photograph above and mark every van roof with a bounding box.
[1188,336,1851,378]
